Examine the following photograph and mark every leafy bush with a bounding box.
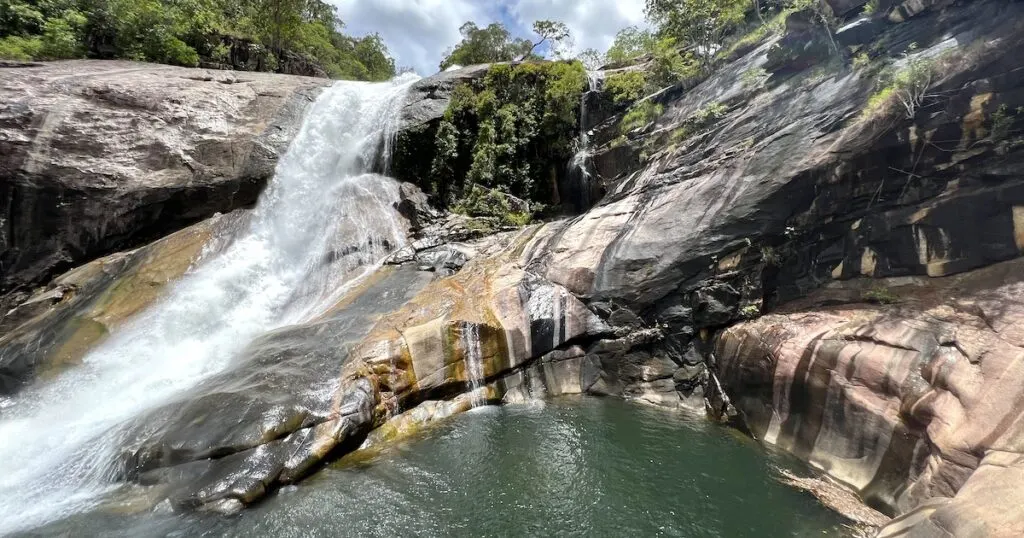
[862,0,881,15]
[40,10,85,59]
[602,37,698,107]
[606,26,657,65]
[739,304,761,319]
[862,56,935,121]
[452,184,533,226]
[605,71,648,104]
[991,104,1019,142]
[620,101,664,134]
[0,35,42,60]
[648,36,700,88]
[741,67,769,89]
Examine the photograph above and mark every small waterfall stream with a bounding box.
[566,70,604,212]
[0,74,420,534]
[462,323,486,407]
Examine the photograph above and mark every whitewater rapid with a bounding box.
[0,74,419,533]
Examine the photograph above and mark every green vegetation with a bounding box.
[861,56,936,121]
[451,184,533,227]
[718,7,792,59]
[439,19,572,71]
[602,33,699,107]
[605,26,657,65]
[429,61,588,221]
[0,0,395,80]
[739,304,761,319]
[863,286,900,305]
[852,52,871,71]
[605,70,648,104]
[645,0,746,69]
[991,104,1020,142]
[741,67,769,89]
[862,0,881,15]
[660,100,729,147]
[620,101,665,134]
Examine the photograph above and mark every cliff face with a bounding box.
[3,0,1024,534]
[0,60,330,299]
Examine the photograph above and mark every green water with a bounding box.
[37,398,850,537]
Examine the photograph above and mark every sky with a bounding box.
[331,0,648,75]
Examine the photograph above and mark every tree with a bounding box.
[439,21,532,71]
[520,19,571,60]
[351,33,396,81]
[645,0,746,68]
[605,26,657,65]
[577,48,604,70]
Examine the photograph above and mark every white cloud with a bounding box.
[331,0,649,76]
[331,0,493,75]
[505,0,649,57]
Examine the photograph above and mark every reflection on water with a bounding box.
[34,398,851,537]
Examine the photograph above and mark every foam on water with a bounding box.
[0,73,420,533]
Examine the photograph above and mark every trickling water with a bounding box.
[462,323,486,407]
[567,71,604,212]
[0,74,420,534]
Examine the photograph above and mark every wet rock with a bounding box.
[715,257,1024,533]
[0,212,245,394]
[117,265,435,508]
[0,60,330,296]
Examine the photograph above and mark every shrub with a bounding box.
[861,56,935,121]
[40,11,86,59]
[863,286,899,304]
[648,36,700,88]
[852,52,871,71]
[452,184,533,226]
[862,0,881,15]
[605,71,648,104]
[741,67,769,89]
[620,101,665,134]
[694,102,728,124]
[0,35,42,60]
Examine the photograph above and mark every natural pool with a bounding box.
[31,397,850,537]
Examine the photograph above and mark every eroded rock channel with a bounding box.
[2,0,1024,536]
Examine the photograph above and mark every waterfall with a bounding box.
[0,74,420,534]
[567,71,604,212]
[462,323,486,407]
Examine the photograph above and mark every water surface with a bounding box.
[41,397,850,537]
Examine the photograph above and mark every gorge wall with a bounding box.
[2,0,1024,535]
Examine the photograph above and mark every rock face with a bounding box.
[715,259,1024,537]
[0,60,331,296]
[388,65,490,188]
[0,211,247,393]
[5,0,1024,533]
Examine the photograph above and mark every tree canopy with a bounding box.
[645,0,747,67]
[438,19,573,71]
[439,22,532,71]
[0,0,396,81]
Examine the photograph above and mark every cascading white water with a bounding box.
[567,71,604,212]
[0,74,420,534]
[462,323,486,407]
